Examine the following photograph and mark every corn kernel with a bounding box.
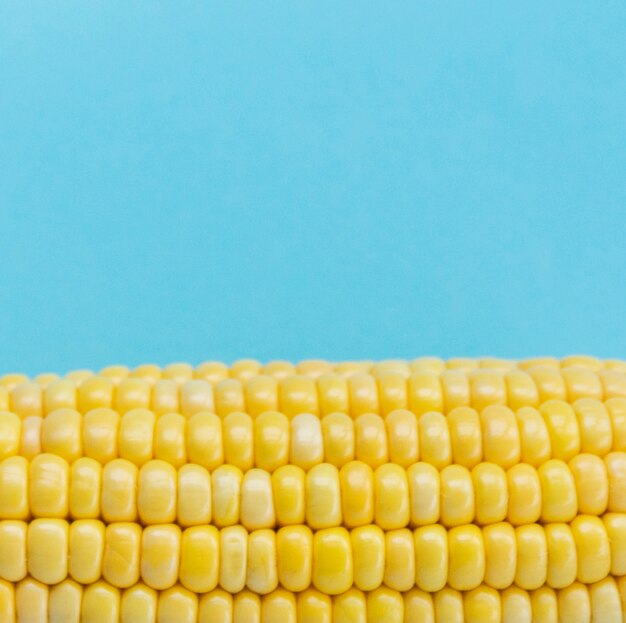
[448,524,485,590]
[447,407,482,469]
[219,525,248,593]
[81,581,120,623]
[366,587,403,623]
[19,415,42,460]
[385,409,418,467]
[246,529,278,595]
[348,373,379,416]
[233,590,260,623]
[276,525,312,592]
[155,412,187,468]
[545,523,577,589]
[501,586,531,623]
[402,589,434,623]
[118,408,155,466]
[179,525,219,593]
[557,582,590,623]
[254,411,289,472]
[0,520,27,582]
[571,514,610,584]
[339,461,373,528]
[115,378,151,414]
[198,590,232,623]
[0,412,21,461]
[333,588,366,623]
[480,405,520,468]
[483,522,516,589]
[212,465,243,528]
[321,412,354,468]
[297,588,332,623]
[384,528,415,591]
[215,379,245,418]
[604,513,626,575]
[407,462,440,526]
[0,456,29,519]
[241,468,275,530]
[78,377,115,413]
[569,453,608,515]
[433,587,463,623]
[589,577,621,623]
[195,361,229,384]
[245,376,279,418]
[102,459,138,522]
[306,463,341,529]
[70,457,102,519]
[43,379,75,413]
[538,459,577,522]
[49,579,82,623]
[528,366,567,403]
[505,369,539,411]
[355,413,388,468]
[540,400,580,461]
[29,453,69,518]
[16,577,48,623]
[186,412,223,471]
[158,585,198,623]
[440,464,474,527]
[69,519,105,584]
[605,451,626,511]
[280,375,318,418]
[120,583,157,623]
[272,465,305,527]
[377,372,408,415]
[316,374,349,416]
[10,382,42,418]
[290,414,323,471]
[138,460,177,525]
[103,522,141,588]
[470,370,506,412]
[177,463,211,527]
[153,380,179,416]
[261,589,296,623]
[180,380,214,418]
[414,525,447,592]
[409,372,443,415]
[83,408,119,464]
[506,463,541,525]
[141,524,181,590]
[419,411,451,469]
[473,463,507,525]
[312,527,353,595]
[464,585,500,623]
[27,518,68,585]
[530,586,558,623]
[562,366,603,402]
[351,525,385,591]
[441,370,470,412]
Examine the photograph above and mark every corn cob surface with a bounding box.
[1,356,626,622]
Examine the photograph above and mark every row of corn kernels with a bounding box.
[0,517,623,594]
[4,365,626,419]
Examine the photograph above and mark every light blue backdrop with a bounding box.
[1,2,625,375]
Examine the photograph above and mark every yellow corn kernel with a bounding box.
[448,524,485,591]
[419,411,451,469]
[408,464,439,529]
[19,415,42,460]
[43,379,75,413]
[69,519,105,584]
[440,370,470,412]
[290,413,323,470]
[120,583,157,623]
[297,588,332,623]
[280,375,318,418]
[464,585,500,623]
[351,525,385,591]
[162,362,193,384]
[132,363,162,383]
[241,469,275,530]
[49,579,82,623]
[562,355,602,370]
[229,359,262,382]
[516,407,551,467]
[99,365,130,385]
[366,587,403,623]
[180,380,214,418]
[141,524,181,590]
[83,408,120,463]
[607,398,626,451]
[316,374,349,416]
[198,590,232,623]
[605,451,626,511]
[103,522,141,588]
[10,382,42,418]
[515,524,547,590]
[605,359,626,372]
[223,412,254,471]
[41,408,82,462]
[501,586,531,623]
[215,379,245,418]
[158,585,198,623]
[571,514,610,584]
[187,412,223,471]
[0,456,28,519]
[530,586,558,623]
[212,464,243,528]
[152,380,179,416]
[374,463,410,529]
[101,459,138,522]
[177,463,211,527]
[313,527,353,595]
[402,589,434,623]
[409,372,443,415]
[78,377,115,413]
[385,409,418,467]
[179,525,219,593]
[306,463,341,529]
[0,520,26,582]
[384,528,415,591]
[154,412,187,468]
[233,590,261,623]
[81,581,120,623]
[470,370,506,412]
[540,400,581,461]
[0,412,21,461]
[246,529,278,595]
[590,577,621,623]
[138,460,177,525]
[245,376,279,418]
[0,388,7,412]
[277,525,313,592]
[29,453,68,518]
[118,408,155,467]
[604,513,626,575]
[371,360,410,379]
[0,373,28,391]
[69,457,101,519]
[219,525,248,593]
[16,577,48,623]
[377,372,408,416]
[572,399,612,457]
[333,588,366,623]
[27,518,68,585]
[433,587,463,623]
[506,463,541,526]
[528,366,567,402]
[254,411,289,472]
[483,522,516,589]
[447,407,482,469]
[505,369,539,411]
[355,413,388,469]
[440,464,474,527]
[339,461,373,528]
[348,373,379,416]
[480,357,515,371]
[545,523,577,589]
[480,405,520,468]
[563,366,603,402]
[538,459,577,522]
[261,589,296,623]
[600,369,626,399]
[412,357,446,374]
[568,454,608,515]
[272,465,305,526]
[321,412,354,468]
[473,463,507,525]
[557,582,590,623]
[414,525,447,592]
[114,378,152,414]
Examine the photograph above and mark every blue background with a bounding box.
[1,2,625,375]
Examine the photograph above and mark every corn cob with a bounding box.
[2,357,626,623]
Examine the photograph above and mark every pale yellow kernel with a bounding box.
[0,412,21,461]
[384,528,415,591]
[447,407,482,469]
[261,589,296,623]
[103,522,141,588]
[81,581,120,623]
[506,463,541,525]
[101,459,138,522]
[569,453,608,515]
[290,413,323,470]
[440,464,475,527]
[155,412,187,468]
[483,522,516,589]
[407,462,440,526]
[339,460,373,528]
[418,411,451,469]
[351,525,385,591]
[374,463,410,530]
[223,411,254,471]
[515,524,547,591]
[306,463,341,529]
[138,459,177,525]
[414,525,447,592]
[604,513,626,575]
[464,585,501,623]
[198,590,232,623]
[177,463,211,527]
[49,579,82,623]
[254,411,289,472]
[141,524,181,590]
[215,378,245,418]
[246,529,278,595]
[131,364,162,383]
[0,455,28,519]
[16,577,48,623]
[515,406,551,467]
[78,377,114,413]
[99,365,130,385]
[120,583,157,623]
[333,588,366,623]
[505,369,539,410]
[385,409,418,467]
[402,589,434,623]
[0,520,27,582]
[377,372,408,416]
[157,585,198,623]
[115,378,152,414]
[538,459,577,522]
[280,375,318,418]
[317,374,349,416]
[195,361,230,384]
[557,582,590,623]
[245,376,279,418]
[530,586,558,623]
[83,408,120,464]
[605,451,626,511]
[180,380,215,418]
[470,370,507,412]
[366,587,404,623]
[19,415,42,460]
[69,519,105,584]
[355,413,388,469]
[348,373,379,416]
[545,523,577,589]
[433,587,463,623]
[42,408,82,462]
[219,525,248,593]
[448,524,485,591]
[70,457,102,519]
[472,462,507,525]
[312,527,353,595]
[321,412,354,468]
[241,469,276,530]
[589,577,622,623]
[441,370,470,412]
[480,405,520,468]
[179,525,219,593]
[152,380,179,415]
[571,514,611,584]
[118,408,155,467]
[29,453,69,518]
[10,382,42,418]
[233,590,261,623]
[297,588,332,623]
[272,464,305,527]
[44,379,77,414]
[27,518,69,585]
[527,366,567,402]
[277,525,313,592]
[501,586,532,623]
[163,362,194,384]
[187,412,223,470]
[408,372,443,415]
[540,400,581,461]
